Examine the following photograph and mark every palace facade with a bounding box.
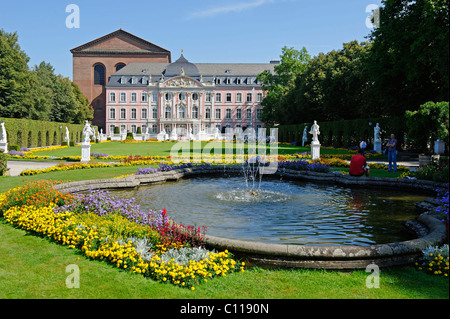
[71,30,277,139]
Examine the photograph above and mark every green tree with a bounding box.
[367,0,449,115]
[0,29,32,118]
[405,101,449,153]
[257,46,310,126]
[1,30,92,124]
[290,41,374,123]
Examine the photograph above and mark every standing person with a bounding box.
[386,133,397,172]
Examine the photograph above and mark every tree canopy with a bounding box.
[259,0,449,125]
[0,29,93,124]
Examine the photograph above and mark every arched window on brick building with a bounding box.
[94,64,106,85]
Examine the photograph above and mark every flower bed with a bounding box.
[0,181,244,289]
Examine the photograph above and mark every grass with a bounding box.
[0,164,152,193]
[0,219,448,299]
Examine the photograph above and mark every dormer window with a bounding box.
[142,76,148,85]
[247,77,252,85]
[120,76,126,84]
[236,78,241,84]
[225,78,231,84]
[131,77,137,84]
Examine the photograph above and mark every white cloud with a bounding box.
[186,0,276,20]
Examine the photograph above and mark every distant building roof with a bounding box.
[107,54,275,88]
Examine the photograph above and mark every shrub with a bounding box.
[61,141,68,146]
[136,127,142,134]
[114,127,120,134]
[0,150,7,176]
[69,141,75,147]
[9,145,20,151]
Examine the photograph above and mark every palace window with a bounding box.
[141,108,148,119]
[120,93,126,103]
[165,93,172,101]
[179,106,186,119]
[152,93,158,102]
[131,125,137,133]
[109,92,116,103]
[131,93,137,103]
[257,93,263,103]
[236,93,242,103]
[236,108,242,119]
[226,108,232,119]
[152,125,158,133]
[192,93,199,101]
[215,93,221,103]
[215,109,221,119]
[246,109,252,120]
[141,92,148,102]
[246,93,252,103]
[179,93,186,101]
[120,108,126,119]
[205,93,211,102]
[93,64,105,85]
[152,108,158,119]
[192,106,198,119]
[205,108,211,119]
[226,93,232,103]
[165,107,171,119]
[109,108,116,120]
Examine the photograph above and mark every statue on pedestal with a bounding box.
[302,126,308,147]
[0,121,7,144]
[82,121,94,144]
[309,121,320,144]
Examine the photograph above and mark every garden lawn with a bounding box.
[0,219,447,299]
[0,164,153,194]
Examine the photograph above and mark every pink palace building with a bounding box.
[105,52,278,140]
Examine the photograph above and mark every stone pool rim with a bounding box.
[53,165,448,270]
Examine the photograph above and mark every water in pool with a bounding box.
[112,176,427,246]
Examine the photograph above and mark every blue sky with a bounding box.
[0,0,382,79]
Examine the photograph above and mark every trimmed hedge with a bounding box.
[0,117,97,148]
[278,116,407,149]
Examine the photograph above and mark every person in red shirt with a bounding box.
[349,147,370,177]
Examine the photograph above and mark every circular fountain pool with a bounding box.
[112,176,427,246]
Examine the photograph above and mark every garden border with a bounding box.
[53,165,448,270]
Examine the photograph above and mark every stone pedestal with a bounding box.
[374,140,382,153]
[0,142,8,154]
[434,139,445,155]
[81,143,91,162]
[311,141,321,160]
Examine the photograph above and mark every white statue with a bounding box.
[374,123,381,142]
[0,121,7,143]
[302,126,308,146]
[309,121,320,143]
[64,127,70,144]
[82,121,95,144]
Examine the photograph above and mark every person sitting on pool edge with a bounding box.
[349,143,370,177]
